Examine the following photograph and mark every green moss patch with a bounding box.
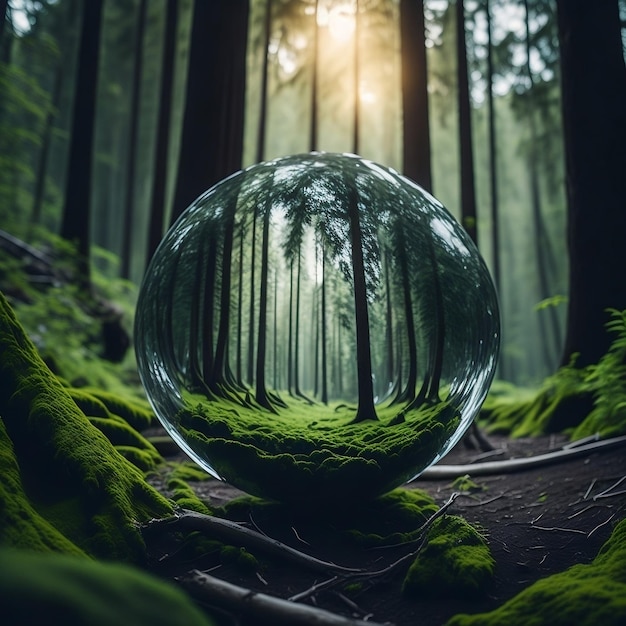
[178,397,460,504]
[0,292,172,560]
[480,309,626,439]
[403,515,494,598]
[446,518,626,625]
[0,548,216,626]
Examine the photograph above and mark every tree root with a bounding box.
[418,434,626,480]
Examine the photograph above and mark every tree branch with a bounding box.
[177,569,394,626]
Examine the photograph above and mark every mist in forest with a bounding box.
[3,0,606,386]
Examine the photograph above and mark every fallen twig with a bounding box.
[417,435,626,480]
[593,475,626,501]
[178,569,393,626]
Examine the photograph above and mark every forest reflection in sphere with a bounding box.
[135,152,500,504]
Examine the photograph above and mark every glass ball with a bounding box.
[135,153,500,504]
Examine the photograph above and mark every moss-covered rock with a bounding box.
[403,515,494,598]
[0,291,172,560]
[446,518,626,625]
[0,548,215,626]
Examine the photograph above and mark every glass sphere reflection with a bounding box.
[135,153,499,504]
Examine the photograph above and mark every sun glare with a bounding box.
[317,2,356,43]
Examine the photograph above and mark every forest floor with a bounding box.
[147,432,626,626]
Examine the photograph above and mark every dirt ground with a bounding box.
[147,432,626,626]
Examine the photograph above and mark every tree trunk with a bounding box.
[146,0,178,265]
[400,0,432,190]
[347,187,377,422]
[352,0,360,153]
[171,0,249,223]
[485,0,500,292]
[255,201,275,411]
[321,246,328,404]
[32,65,64,225]
[309,0,319,151]
[556,0,626,368]
[60,0,104,291]
[256,0,272,161]
[456,0,478,244]
[247,210,257,385]
[121,0,148,280]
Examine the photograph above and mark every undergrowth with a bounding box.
[480,308,626,439]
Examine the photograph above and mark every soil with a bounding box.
[147,432,626,626]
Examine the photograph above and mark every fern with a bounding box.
[573,309,626,438]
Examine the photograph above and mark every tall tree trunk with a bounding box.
[456,0,478,244]
[485,0,500,292]
[121,0,148,280]
[400,0,432,190]
[294,246,303,397]
[394,234,418,405]
[171,0,248,223]
[352,0,360,153]
[309,0,319,151]
[523,0,561,369]
[214,206,238,390]
[247,210,257,385]
[347,187,377,422]
[287,261,294,395]
[146,0,178,265]
[32,65,64,225]
[383,248,395,392]
[255,201,275,410]
[556,0,626,368]
[60,0,104,291]
[0,0,9,46]
[321,246,328,404]
[236,224,245,385]
[256,0,272,162]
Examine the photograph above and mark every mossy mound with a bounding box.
[479,366,591,437]
[403,515,494,598]
[446,518,626,625]
[0,548,215,626]
[480,309,626,439]
[0,291,172,560]
[179,397,461,505]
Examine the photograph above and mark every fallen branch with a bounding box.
[142,509,362,575]
[417,435,626,480]
[178,569,393,626]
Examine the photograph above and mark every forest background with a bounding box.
[1,0,625,391]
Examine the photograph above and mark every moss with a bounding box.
[480,366,591,437]
[446,518,626,625]
[87,416,161,470]
[0,292,173,560]
[0,419,85,555]
[0,548,216,626]
[178,396,460,505]
[167,477,213,515]
[168,460,215,482]
[403,515,494,598]
[220,545,259,572]
[450,474,487,494]
[481,310,626,439]
[77,387,155,431]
